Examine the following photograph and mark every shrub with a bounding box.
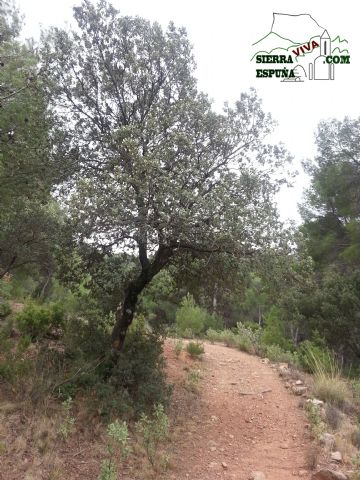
[351,429,360,448]
[313,375,351,409]
[107,420,131,460]
[298,340,333,373]
[186,341,204,359]
[236,322,261,346]
[203,313,223,332]
[264,344,299,365]
[173,339,183,357]
[182,327,194,339]
[301,342,351,409]
[304,401,326,438]
[261,306,292,350]
[58,397,75,440]
[186,369,201,394]
[16,302,64,339]
[220,330,237,347]
[206,328,221,344]
[175,295,207,336]
[98,459,116,480]
[136,404,169,468]
[234,335,254,354]
[0,301,11,319]
[109,328,172,416]
[325,404,342,430]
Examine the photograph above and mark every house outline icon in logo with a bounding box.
[309,30,335,80]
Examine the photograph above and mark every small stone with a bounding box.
[299,470,308,477]
[331,451,342,463]
[210,446,217,452]
[295,380,303,385]
[222,462,228,469]
[291,385,307,395]
[307,398,324,406]
[311,469,348,480]
[262,358,270,364]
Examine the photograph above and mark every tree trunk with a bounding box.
[110,244,174,353]
[212,282,218,315]
[111,275,148,351]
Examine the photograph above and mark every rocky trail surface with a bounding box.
[165,341,313,480]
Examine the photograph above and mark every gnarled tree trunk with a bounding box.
[110,244,174,352]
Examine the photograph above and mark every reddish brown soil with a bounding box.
[165,341,313,480]
[0,340,314,479]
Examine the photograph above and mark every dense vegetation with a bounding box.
[1,0,359,441]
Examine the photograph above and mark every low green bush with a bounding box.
[186,369,201,393]
[234,335,254,354]
[186,341,204,359]
[173,339,183,357]
[264,344,299,365]
[175,295,207,336]
[298,340,334,374]
[220,330,237,347]
[0,301,11,319]
[136,403,169,468]
[182,327,194,339]
[261,306,292,350]
[16,302,65,339]
[206,328,221,344]
[109,328,172,416]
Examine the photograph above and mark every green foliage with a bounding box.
[304,401,326,438]
[109,328,172,416]
[303,343,351,409]
[0,300,11,318]
[58,397,75,440]
[298,340,333,373]
[43,0,288,348]
[185,369,201,394]
[261,306,292,350]
[97,459,117,480]
[16,301,64,339]
[136,404,169,467]
[107,420,131,460]
[264,344,299,365]
[206,328,220,344]
[173,339,183,357]
[186,341,204,359]
[176,295,208,337]
[182,327,194,339]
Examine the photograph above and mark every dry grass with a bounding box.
[324,404,342,430]
[305,444,321,469]
[305,345,352,410]
[313,376,351,409]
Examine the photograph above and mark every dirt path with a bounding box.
[166,341,313,480]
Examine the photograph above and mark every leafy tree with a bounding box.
[301,117,360,267]
[299,117,360,361]
[0,2,65,286]
[43,0,290,351]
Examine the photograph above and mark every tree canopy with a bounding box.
[43,0,290,350]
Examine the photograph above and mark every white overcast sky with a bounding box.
[16,0,360,223]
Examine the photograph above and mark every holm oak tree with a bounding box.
[43,0,291,351]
